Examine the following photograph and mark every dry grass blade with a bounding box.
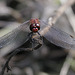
[59,51,73,75]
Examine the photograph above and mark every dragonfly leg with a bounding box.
[1,48,33,75]
[29,31,43,50]
[1,50,19,75]
[16,39,43,51]
[37,31,41,36]
[34,38,43,50]
[1,39,42,75]
[28,32,35,50]
[31,36,41,50]
[31,36,43,50]
[37,32,43,40]
[28,32,43,49]
[28,32,33,39]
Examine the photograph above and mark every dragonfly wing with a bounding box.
[40,21,75,50]
[0,20,30,49]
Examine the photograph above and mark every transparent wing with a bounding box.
[40,20,75,50]
[0,20,30,49]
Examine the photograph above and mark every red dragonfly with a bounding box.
[0,18,75,51]
[1,18,75,75]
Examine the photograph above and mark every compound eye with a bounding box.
[35,24,39,26]
[31,24,36,27]
[35,24,40,30]
[30,24,36,31]
[33,24,36,26]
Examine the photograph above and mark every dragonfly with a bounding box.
[0,18,75,51]
[1,18,75,75]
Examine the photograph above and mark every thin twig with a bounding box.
[33,0,75,38]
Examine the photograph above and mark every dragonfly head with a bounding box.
[30,19,40,32]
